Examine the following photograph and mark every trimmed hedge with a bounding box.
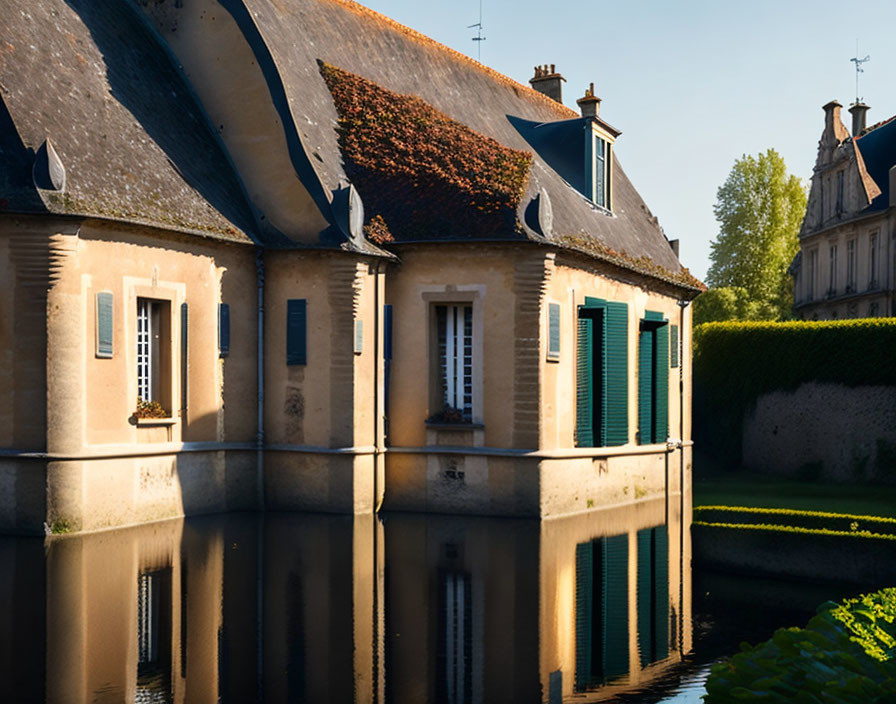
[703,588,896,703]
[694,506,896,537]
[693,319,896,466]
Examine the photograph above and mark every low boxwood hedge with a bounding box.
[693,319,896,466]
[694,506,896,537]
[703,588,896,703]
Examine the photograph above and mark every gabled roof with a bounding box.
[0,0,256,242]
[855,116,896,212]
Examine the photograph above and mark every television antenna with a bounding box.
[468,0,486,61]
[850,40,870,104]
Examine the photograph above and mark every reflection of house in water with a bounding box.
[0,495,689,703]
[1,0,700,535]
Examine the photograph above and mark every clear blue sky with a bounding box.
[362,0,896,280]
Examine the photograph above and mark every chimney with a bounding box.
[577,83,601,118]
[529,64,565,103]
[823,100,843,132]
[849,102,870,136]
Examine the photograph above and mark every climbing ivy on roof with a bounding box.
[320,62,532,241]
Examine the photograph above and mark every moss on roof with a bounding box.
[319,62,532,241]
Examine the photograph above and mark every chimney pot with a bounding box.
[529,62,566,104]
[849,102,870,136]
[576,83,601,118]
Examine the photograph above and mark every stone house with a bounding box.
[0,0,701,535]
[793,100,896,319]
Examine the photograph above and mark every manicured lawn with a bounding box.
[694,472,896,518]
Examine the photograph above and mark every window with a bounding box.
[828,244,838,295]
[435,304,472,422]
[547,302,561,361]
[869,232,879,288]
[575,534,629,690]
[438,571,473,703]
[807,249,817,301]
[588,132,611,209]
[137,569,172,699]
[637,526,670,667]
[846,239,856,292]
[836,170,844,214]
[576,298,628,447]
[638,312,668,445]
[96,291,114,358]
[136,298,172,412]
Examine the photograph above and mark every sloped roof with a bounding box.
[233,0,689,278]
[855,115,896,212]
[0,0,256,242]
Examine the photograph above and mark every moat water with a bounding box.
[0,504,860,703]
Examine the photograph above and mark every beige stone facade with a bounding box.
[793,101,896,319]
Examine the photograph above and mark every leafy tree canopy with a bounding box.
[703,149,806,321]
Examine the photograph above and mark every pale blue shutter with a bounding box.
[548,302,561,360]
[96,291,113,358]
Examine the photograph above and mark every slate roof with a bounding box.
[855,116,896,212]
[0,0,256,243]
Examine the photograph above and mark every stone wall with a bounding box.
[742,382,896,483]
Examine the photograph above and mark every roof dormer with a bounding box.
[577,83,620,212]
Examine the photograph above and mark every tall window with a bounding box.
[436,304,472,422]
[588,133,611,209]
[869,232,879,288]
[136,298,171,412]
[438,571,473,704]
[807,249,817,301]
[846,239,856,292]
[137,299,153,402]
[638,313,669,445]
[836,171,844,214]
[828,244,838,295]
[138,569,172,699]
[576,298,628,447]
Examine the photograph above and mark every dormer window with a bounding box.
[590,133,610,209]
[575,83,618,212]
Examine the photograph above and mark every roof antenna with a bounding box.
[850,39,870,104]
[468,0,486,62]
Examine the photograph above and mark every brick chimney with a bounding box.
[823,100,843,132]
[849,102,870,136]
[529,64,565,103]
[576,83,601,118]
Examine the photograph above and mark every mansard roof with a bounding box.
[0,0,256,243]
[855,116,896,212]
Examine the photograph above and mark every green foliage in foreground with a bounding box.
[704,588,896,703]
[693,319,896,465]
[694,506,896,537]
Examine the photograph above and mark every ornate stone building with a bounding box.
[793,100,896,319]
[0,0,700,536]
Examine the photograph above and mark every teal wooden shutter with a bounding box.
[575,541,594,690]
[670,324,679,368]
[603,302,628,446]
[218,303,230,358]
[654,325,669,443]
[286,299,307,365]
[653,527,670,661]
[638,328,653,444]
[96,291,113,358]
[636,528,652,667]
[601,534,629,680]
[548,302,561,360]
[181,302,189,415]
[576,318,594,447]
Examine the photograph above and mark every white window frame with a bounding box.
[438,303,473,420]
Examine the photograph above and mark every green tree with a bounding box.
[703,149,806,321]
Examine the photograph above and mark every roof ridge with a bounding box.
[331,0,580,121]
[858,113,896,137]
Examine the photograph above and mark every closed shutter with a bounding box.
[636,528,652,667]
[603,302,628,446]
[670,324,679,368]
[654,324,669,443]
[218,303,230,358]
[653,527,670,662]
[601,534,629,680]
[575,541,594,690]
[286,299,307,365]
[576,318,594,447]
[96,291,114,358]
[547,302,561,360]
[181,302,189,416]
[638,328,653,444]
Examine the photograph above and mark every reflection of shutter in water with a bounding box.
[636,526,670,667]
[575,535,629,690]
[437,571,472,704]
[287,571,306,701]
[137,570,172,703]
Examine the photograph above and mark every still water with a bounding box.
[0,500,853,703]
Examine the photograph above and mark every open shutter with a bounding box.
[181,302,189,416]
[96,291,113,358]
[286,299,307,365]
[576,318,594,447]
[636,528,653,667]
[638,328,653,444]
[670,325,679,368]
[218,303,230,358]
[653,527,670,661]
[603,302,628,446]
[601,534,629,680]
[575,541,594,691]
[654,325,669,443]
